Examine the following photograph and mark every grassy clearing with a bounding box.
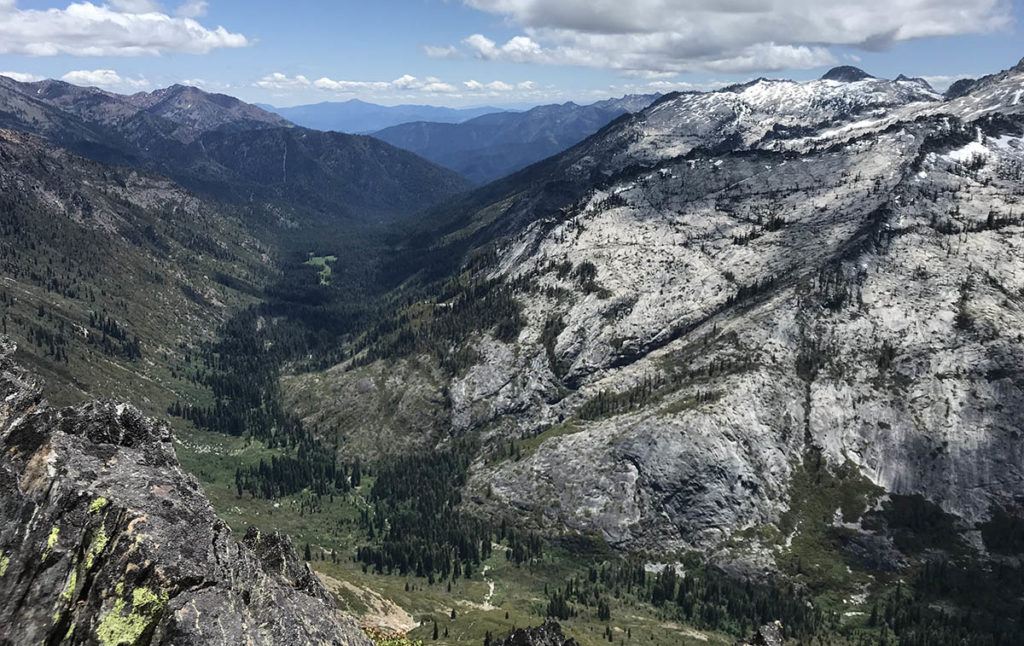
[305,254,339,285]
[314,545,731,646]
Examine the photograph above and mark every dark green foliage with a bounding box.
[954,280,975,332]
[355,441,542,580]
[979,505,1024,554]
[577,377,660,420]
[350,273,527,376]
[577,377,721,421]
[864,561,1024,646]
[540,315,567,378]
[88,311,142,360]
[167,232,392,497]
[726,274,778,307]
[546,585,576,620]
[544,560,825,640]
[233,448,358,499]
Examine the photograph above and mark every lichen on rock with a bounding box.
[95,584,168,646]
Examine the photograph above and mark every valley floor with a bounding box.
[174,426,735,646]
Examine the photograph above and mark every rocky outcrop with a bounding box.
[736,621,784,646]
[495,621,579,646]
[0,339,370,645]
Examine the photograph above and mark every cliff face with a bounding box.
[0,339,369,645]
[458,108,1024,553]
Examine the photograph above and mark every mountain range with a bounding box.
[262,98,509,134]
[0,76,468,222]
[3,59,1024,646]
[372,94,660,184]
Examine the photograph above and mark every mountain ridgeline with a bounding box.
[0,75,468,222]
[263,98,509,134]
[372,95,659,184]
[3,60,1024,646]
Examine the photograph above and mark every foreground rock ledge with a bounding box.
[0,340,370,645]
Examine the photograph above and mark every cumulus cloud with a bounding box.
[423,44,461,59]
[257,72,507,96]
[175,0,207,18]
[255,72,314,90]
[0,1,247,56]
[109,0,161,12]
[256,72,544,99]
[462,79,537,92]
[455,0,1011,74]
[0,70,44,82]
[62,68,150,90]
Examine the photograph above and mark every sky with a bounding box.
[0,0,1022,107]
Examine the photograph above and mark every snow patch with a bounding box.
[945,140,991,163]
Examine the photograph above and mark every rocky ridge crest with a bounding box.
[0,338,369,645]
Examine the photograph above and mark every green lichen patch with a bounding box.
[89,497,110,514]
[0,552,9,577]
[61,569,78,602]
[85,525,109,570]
[96,584,169,646]
[42,526,60,560]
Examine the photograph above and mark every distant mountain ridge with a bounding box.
[372,94,660,184]
[263,98,509,134]
[13,78,290,142]
[0,76,468,222]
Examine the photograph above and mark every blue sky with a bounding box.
[0,0,1021,107]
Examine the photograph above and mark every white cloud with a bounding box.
[421,80,458,93]
[392,74,421,90]
[175,0,207,18]
[643,79,730,92]
[259,73,500,96]
[312,77,388,92]
[0,1,247,56]
[109,0,162,13]
[255,72,541,101]
[463,79,519,91]
[255,72,313,90]
[457,0,1011,74]
[423,44,461,59]
[62,68,150,90]
[465,34,548,63]
[0,70,43,82]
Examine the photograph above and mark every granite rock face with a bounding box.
[0,339,370,645]
[443,63,1024,554]
[462,105,1024,553]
